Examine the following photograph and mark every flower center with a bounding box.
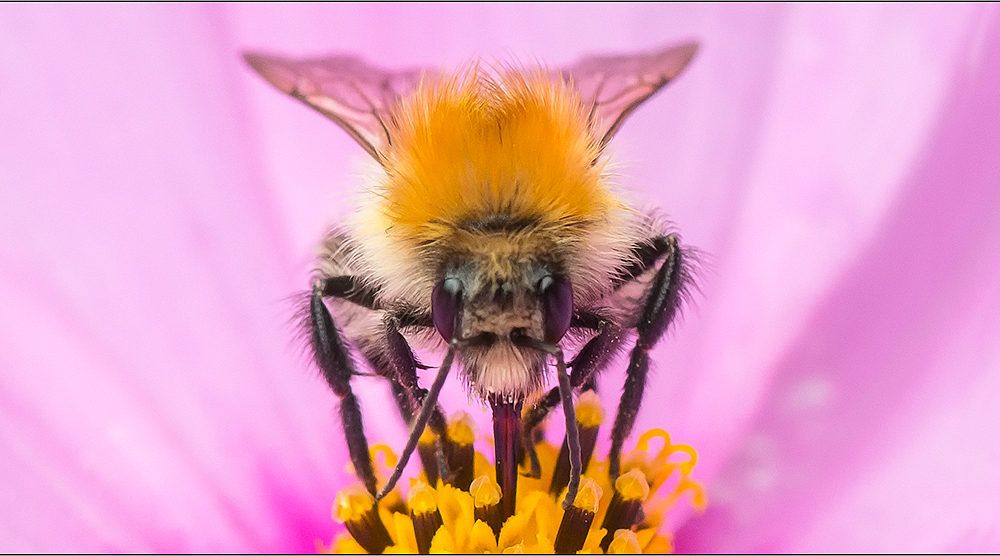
[324,393,706,554]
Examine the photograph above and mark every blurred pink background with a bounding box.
[2,4,999,552]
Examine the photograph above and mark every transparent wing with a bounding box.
[243,52,429,163]
[244,42,697,161]
[558,41,698,149]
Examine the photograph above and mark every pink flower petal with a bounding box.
[1,4,344,550]
[675,7,1000,551]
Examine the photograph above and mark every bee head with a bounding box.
[430,248,574,399]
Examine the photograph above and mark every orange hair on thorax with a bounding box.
[377,66,617,244]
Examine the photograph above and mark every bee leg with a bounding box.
[520,388,558,479]
[319,275,455,487]
[373,315,454,485]
[376,341,458,500]
[550,345,581,510]
[608,234,690,479]
[521,314,623,478]
[513,336,579,509]
[307,282,378,495]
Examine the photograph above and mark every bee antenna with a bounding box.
[375,339,460,501]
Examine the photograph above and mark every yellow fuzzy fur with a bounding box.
[376,66,619,243]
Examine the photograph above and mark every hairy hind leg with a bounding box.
[306,282,379,495]
[308,277,453,494]
[608,234,691,479]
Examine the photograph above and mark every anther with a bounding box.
[445,411,477,490]
[607,529,643,554]
[470,474,504,537]
[417,428,440,486]
[409,482,444,554]
[599,468,650,552]
[550,390,604,496]
[334,485,394,554]
[553,478,602,554]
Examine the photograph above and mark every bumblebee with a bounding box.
[244,42,697,519]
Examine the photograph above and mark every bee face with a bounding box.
[429,231,575,399]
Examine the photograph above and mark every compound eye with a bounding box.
[432,277,463,342]
[539,274,573,343]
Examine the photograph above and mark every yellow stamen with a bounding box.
[369,444,398,470]
[574,478,603,513]
[409,482,439,515]
[554,479,602,554]
[599,469,650,551]
[615,468,651,502]
[575,390,605,428]
[332,486,393,554]
[551,391,604,496]
[471,474,502,508]
[471,474,504,537]
[409,482,444,554]
[445,411,478,490]
[328,396,705,554]
[419,427,437,446]
[607,529,643,554]
[333,485,374,523]
[417,429,441,487]
[446,411,477,446]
